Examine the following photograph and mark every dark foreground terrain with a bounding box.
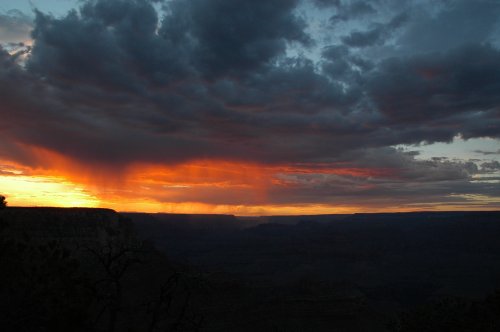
[1,208,500,331]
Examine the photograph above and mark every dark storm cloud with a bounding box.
[0,0,324,166]
[312,0,341,8]
[341,12,408,48]
[481,161,500,172]
[163,0,310,79]
[330,1,377,22]
[29,1,187,90]
[0,0,499,211]
[399,0,500,53]
[320,44,374,84]
[368,43,500,141]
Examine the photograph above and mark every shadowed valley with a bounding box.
[1,206,500,331]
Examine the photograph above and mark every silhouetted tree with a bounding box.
[81,224,205,332]
[83,227,145,332]
[0,212,205,332]
[0,195,6,209]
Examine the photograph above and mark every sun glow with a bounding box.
[0,151,385,214]
[0,166,363,215]
[0,173,99,208]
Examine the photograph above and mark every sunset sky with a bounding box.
[0,0,499,215]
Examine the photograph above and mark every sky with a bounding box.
[0,0,499,215]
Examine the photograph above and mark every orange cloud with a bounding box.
[0,143,401,215]
[4,145,494,215]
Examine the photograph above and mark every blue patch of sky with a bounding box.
[0,0,79,17]
[397,137,500,163]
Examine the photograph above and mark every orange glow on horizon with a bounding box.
[1,145,498,215]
